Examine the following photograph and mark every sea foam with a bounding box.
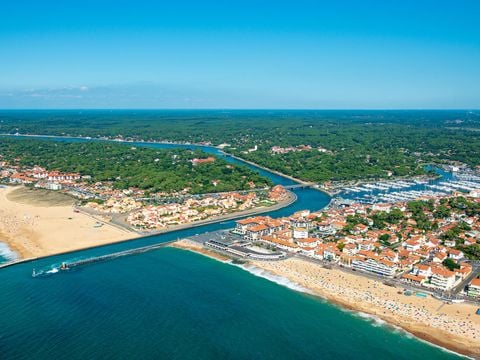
[230,262,314,295]
[353,311,472,359]
[0,242,19,262]
[229,260,471,359]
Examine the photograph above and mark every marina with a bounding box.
[2,0,480,355]
[338,170,480,204]
[0,134,477,359]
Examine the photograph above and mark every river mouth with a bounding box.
[0,134,459,268]
[0,134,471,359]
[0,134,331,267]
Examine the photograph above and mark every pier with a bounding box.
[35,240,177,274]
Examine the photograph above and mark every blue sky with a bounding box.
[1,0,479,109]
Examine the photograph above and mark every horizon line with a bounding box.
[0,108,479,112]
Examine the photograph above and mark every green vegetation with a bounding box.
[0,138,271,194]
[379,233,391,242]
[407,200,436,231]
[370,207,405,229]
[442,196,480,216]
[1,110,480,182]
[462,244,480,260]
[442,222,471,242]
[442,258,460,271]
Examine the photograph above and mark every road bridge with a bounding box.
[283,183,316,190]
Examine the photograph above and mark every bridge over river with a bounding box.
[283,183,316,190]
[0,134,331,272]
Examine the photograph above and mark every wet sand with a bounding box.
[170,239,231,262]
[172,241,480,358]
[252,258,480,358]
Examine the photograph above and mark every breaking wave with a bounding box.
[0,242,19,262]
[230,262,313,295]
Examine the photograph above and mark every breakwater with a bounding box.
[33,240,177,276]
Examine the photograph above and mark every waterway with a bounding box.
[0,135,464,359]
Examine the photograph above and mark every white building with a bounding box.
[430,267,456,291]
[293,227,308,239]
[467,278,480,298]
[448,249,464,261]
[352,257,397,277]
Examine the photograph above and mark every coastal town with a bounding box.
[1,138,480,358]
[167,187,480,356]
[0,159,291,232]
[193,191,480,301]
[3,2,480,359]
[1,138,480,359]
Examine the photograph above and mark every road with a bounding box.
[451,260,480,295]
[294,254,480,304]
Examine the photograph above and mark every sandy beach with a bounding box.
[172,239,480,358]
[170,239,231,262]
[0,186,136,259]
[252,258,480,358]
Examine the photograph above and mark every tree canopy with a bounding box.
[0,138,272,194]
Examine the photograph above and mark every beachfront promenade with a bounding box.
[183,229,480,304]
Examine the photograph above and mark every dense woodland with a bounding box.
[0,138,271,194]
[0,110,479,182]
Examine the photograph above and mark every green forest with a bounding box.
[0,110,479,183]
[0,138,271,194]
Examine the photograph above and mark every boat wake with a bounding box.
[32,263,65,278]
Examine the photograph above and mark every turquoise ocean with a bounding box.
[0,135,465,359]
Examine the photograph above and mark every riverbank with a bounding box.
[172,240,480,358]
[0,133,452,196]
[0,186,136,259]
[0,186,296,265]
[220,150,336,197]
[135,190,297,236]
[219,151,310,184]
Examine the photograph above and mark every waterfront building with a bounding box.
[413,264,432,278]
[260,236,300,252]
[454,264,472,280]
[401,273,426,286]
[296,237,320,248]
[467,278,480,298]
[352,253,397,277]
[430,267,456,291]
[245,224,271,241]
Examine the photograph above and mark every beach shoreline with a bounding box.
[0,186,137,260]
[171,239,480,359]
[0,186,296,265]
